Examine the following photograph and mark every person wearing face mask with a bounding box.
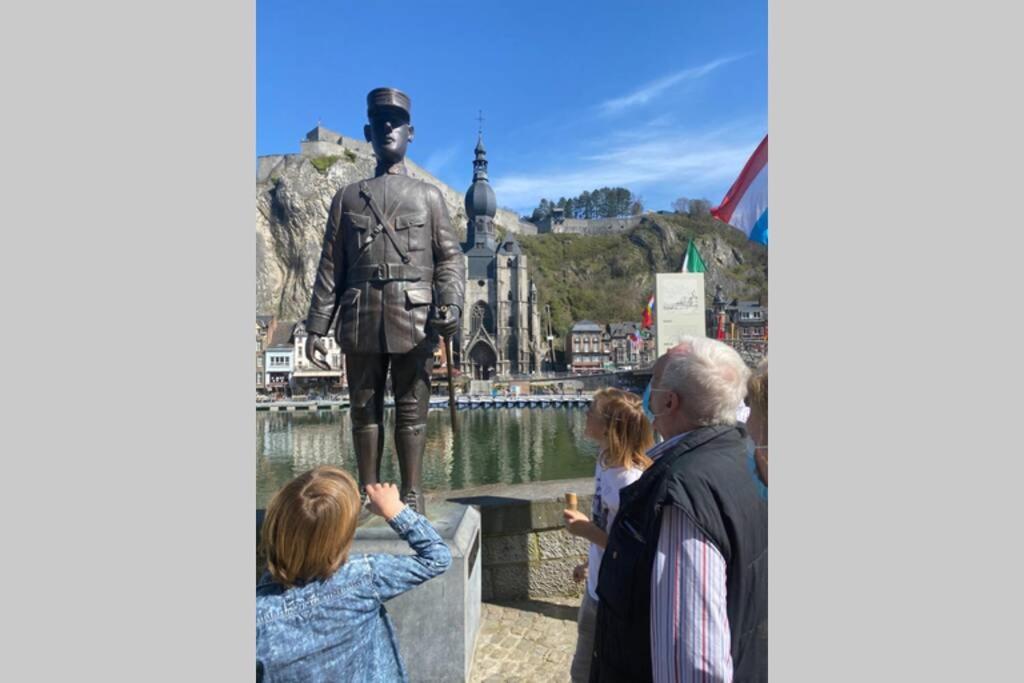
[641,381,663,444]
[591,337,768,683]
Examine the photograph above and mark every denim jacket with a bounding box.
[256,507,452,682]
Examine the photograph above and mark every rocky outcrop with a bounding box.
[632,217,766,306]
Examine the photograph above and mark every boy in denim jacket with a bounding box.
[257,466,451,682]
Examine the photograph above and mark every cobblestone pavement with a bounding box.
[470,596,583,682]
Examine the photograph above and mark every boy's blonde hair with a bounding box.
[260,466,360,588]
[591,388,655,471]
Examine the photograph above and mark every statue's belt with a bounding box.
[348,263,433,283]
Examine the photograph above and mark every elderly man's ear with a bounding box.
[666,392,679,411]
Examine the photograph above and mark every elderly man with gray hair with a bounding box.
[589,336,768,683]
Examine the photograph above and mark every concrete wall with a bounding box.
[514,220,538,235]
[537,215,644,236]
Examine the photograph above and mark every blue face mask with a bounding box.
[642,381,655,421]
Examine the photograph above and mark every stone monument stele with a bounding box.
[654,272,707,355]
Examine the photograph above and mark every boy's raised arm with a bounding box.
[365,483,453,601]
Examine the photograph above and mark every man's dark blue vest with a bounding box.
[590,424,768,682]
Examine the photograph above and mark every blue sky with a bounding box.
[258,0,766,215]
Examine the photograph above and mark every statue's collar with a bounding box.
[375,160,408,177]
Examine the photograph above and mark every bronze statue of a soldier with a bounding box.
[304,87,465,515]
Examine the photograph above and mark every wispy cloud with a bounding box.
[422,143,460,174]
[598,56,744,115]
[492,122,762,212]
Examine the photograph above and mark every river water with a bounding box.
[256,406,599,508]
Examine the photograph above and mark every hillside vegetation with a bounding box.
[519,213,767,348]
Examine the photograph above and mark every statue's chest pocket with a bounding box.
[344,212,375,250]
[395,212,428,252]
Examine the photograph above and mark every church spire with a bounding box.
[473,112,489,183]
[465,111,496,222]
[464,111,499,260]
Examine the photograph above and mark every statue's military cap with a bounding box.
[366,87,411,119]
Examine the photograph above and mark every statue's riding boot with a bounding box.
[395,424,427,516]
[352,423,384,524]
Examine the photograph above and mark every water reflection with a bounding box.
[256,407,599,508]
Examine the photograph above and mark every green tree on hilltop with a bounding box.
[528,186,643,222]
[688,198,712,217]
[672,196,712,217]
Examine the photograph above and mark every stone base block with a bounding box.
[349,501,482,683]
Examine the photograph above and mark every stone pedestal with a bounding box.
[352,501,482,682]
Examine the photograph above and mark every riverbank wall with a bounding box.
[447,478,593,601]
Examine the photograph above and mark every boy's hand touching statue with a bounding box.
[366,482,405,521]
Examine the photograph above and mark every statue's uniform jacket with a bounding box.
[305,164,466,353]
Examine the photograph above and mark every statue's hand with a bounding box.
[432,305,461,339]
[305,333,331,371]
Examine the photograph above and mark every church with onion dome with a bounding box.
[456,131,543,380]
